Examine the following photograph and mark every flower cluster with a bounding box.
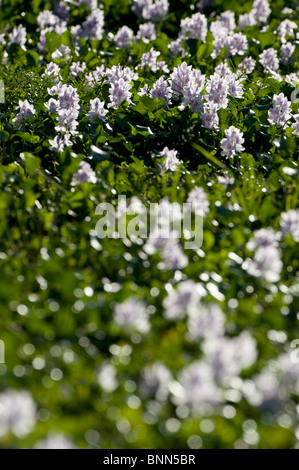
[132,0,169,21]
[12,100,36,125]
[220,126,245,158]
[268,93,292,127]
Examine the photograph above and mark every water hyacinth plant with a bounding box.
[0,0,298,451]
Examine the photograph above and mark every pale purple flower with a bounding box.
[97,363,118,392]
[132,0,169,21]
[12,100,36,124]
[136,22,156,43]
[277,19,297,43]
[49,133,73,152]
[173,361,223,413]
[206,74,229,110]
[150,76,172,104]
[259,48,279,71]
[157,146,181,173]
[86,98,108,122]
[55,109,79,135]
[115,26,134,48]
[281,42,295,63]
[280,209,299,242]
[72,161,97,185]
[238,57,256,74]
[139,83,150,96]
[254,352,299,407]
[70,61,86,76]
[269,70,283,82]
[140,48,168,73]
[54,1,70,21]
[180,12,208,42]
[42,62,61,82]
[80,8,104,40]
[254,368,279,405]
[214,62,232,77]
[210,26,231,59]
[247,228,279,251]
[45,98,59,114]
[52,44,71,60]
[140,362,172,401]
[229,33,248,56]
[187,187,210,216]
[169,62,193,99]
[9,24,27,48]
[35,433,76,449]
[169,40,187,58]
[200,103,219,130]
[162,240,188,270]
[47,84,80,141]
[106,65,138,84]
[0,389,37,438]
[268,93,292,127]
[227,74,244,98]
[247,246,282,282]
[292,114,299,136]
[37,10,60,30]
[285,73,299,87]
[163,280,202,320]
[203,332,258,385]
[220,126,245,158]
[108,78,132,109]
[219,10,236,31]
[113,298,150,333]
[252,0,271,23]
[187,302,225,340]
[217,173,235,188]
[181,83,203,113]
[57,84,80,110]
[238,13,256,29]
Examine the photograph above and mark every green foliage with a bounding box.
[0,0,298,451]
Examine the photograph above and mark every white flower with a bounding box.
[187,302,225,341]
[186,187,210,216]
[203,332,258,385]
[280,209,299,242]
[259,48,279,71]
[113,298,150,333]
[0,389,37,438]
[292,114,299,136]
[140,362,172,401]
[157,147,181,173]
[72,161,97,185]
[86,98,108,122]
[12,100,36,125]
[220,126,245,158]
[35,433,76,449]
[268,93,292,127]
[173,361,223,414]
[247,246,282,282]
[163,280,202,320]
[247,228,280,251]
[97,362,118,392]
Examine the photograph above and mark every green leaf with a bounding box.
[20,152,41,173]
[45,30,62,53]
[192,143,228,169]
